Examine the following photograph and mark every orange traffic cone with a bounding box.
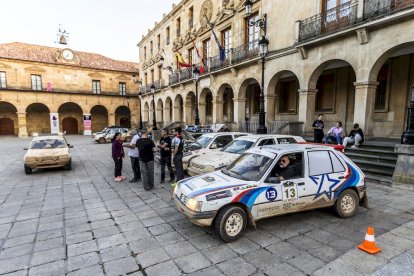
[357,226,382,254]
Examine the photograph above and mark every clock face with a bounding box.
[62,49,74,61]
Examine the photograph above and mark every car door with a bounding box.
[303,149,347,208]
[251,151,307,219]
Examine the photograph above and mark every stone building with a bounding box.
[0,42,139,137]
[138,0,414,138]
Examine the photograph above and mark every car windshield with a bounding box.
[30,139,66,149]
[196,136,213,148]
[222,153,275,181]
[222,139,254,154]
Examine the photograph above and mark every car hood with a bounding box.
[192,152,239,168]
[178,171,247,199]
[25,148,69,158]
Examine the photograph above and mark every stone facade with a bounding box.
[0,43,140,137]
[138,0,414,138]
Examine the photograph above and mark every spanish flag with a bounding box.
[176,51,192,68]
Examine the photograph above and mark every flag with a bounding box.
[192,41,205,74]
[206,15,226,62]
[176,51,192,68]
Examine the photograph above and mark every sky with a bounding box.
[0,0,181,62]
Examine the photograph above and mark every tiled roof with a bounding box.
[0,42,139,73]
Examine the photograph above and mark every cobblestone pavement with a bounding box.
[0,136,413,275]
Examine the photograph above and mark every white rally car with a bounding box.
[187,135,306,176]
[174,144,367,242]
[182,132,249,171]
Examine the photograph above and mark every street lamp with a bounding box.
[193,66,200,126]
[126,97,131,128]
[151,84,158,130]
[246,1,268,134]
[132,75,143,130]
[402,83,414,144]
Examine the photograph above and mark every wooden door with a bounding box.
[0,118,14,135]
[62,117,78,134]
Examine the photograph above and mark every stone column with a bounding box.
[164,107,171,123]
[199,103,206,125]
[298,89,317,135]
[392,145,414,191]
[234,98,246,127]
[265,94,277,123]
[353,81,378,138]
[108,113,116,127]
[17,112,28,138]
[213,98,224,123]
[184,101,193,125]
[156,108,163,125]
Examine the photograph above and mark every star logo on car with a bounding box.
[310,174,341,201]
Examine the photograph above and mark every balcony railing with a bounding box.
[179,68,192,82]
[364,0,414,20]
[169,72,179,86]
[232,40,259,65]
[299,0,358,42]
[209,50,231,72]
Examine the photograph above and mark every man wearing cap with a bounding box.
[123,129,141,182]
[136,129,157,190]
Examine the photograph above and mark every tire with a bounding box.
[334,189,359,218]
[214,205,247,242]
[24,165,32,174]
[98,137,106,144]
[65,159,72,170]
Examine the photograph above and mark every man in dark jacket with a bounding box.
[136,129,156,190]
[343,123,364,148]
[312,114,324,143]
[158,129,175,183]
[172,126,185,181]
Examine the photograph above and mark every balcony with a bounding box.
[299,1,358,42]
[209,50,231,72]
[232,40,259,65]
[364,0,414,20]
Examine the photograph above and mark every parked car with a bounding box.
[182,132,249,171]
[187,135,306,176]
[23,135,73,174]
[174,144,367,242]
[92,126,129,144]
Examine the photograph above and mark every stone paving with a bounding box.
[0,136,413,275]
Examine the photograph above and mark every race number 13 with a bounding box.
[282,184,298,201]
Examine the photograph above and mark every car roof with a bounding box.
[246,144,337,154]
[199,132,249,138]
[32,136,65,141]
[234,134,303,142]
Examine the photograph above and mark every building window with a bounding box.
[151,70,154,84]
[158,66,162,81]
[119,82,126,95]
[150,41,153,55]
[188,48,195,66]
[144,73,148,86]
[92,80,101,94]
[203,39,211,67]
[316,73,335,112]
[144,46,147,60]
[278,78,299,113]
[157,34,161,51]
[375,64,389,111]
[31,75,42,91]
[222,28,232,58]
[245,13,259,48]
[189,7,194,29]
[323,0,351,23]
[176,17,181,37]
[166,27,170,45]
[0,72,6,88]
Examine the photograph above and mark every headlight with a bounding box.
[204,165,215,172]
[186,198,203,212]
[173,184,179,195]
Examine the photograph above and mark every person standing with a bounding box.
[136,129,156,190]
[158,129,175,183]
[343,123,365,148]
[123,129,141,182]
[172,126,185,182]
[312,114,325,143]
[111,132,125,182]
[325,121,344,145]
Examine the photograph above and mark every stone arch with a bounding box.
[143,102,150,123]
[149,100,155,125]
[115,105,131,128]
[26,103,51,135]
[157,99,164,124]
[237,78,261,123]
[0,101,18,135]
[238,77,260,99]
[185,91,196,125]
[174,94,184,122]
[217,83,235,123]
[165,97,173,123]
[308,59,357,90]
[200,88,214,125]
[90,105,108,132]
[58,102,83,134]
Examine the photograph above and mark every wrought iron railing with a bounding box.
[169,72,179,86]
[299,0,358,42]
[364,0,414,20]
[140,86,146,94]
[179,68,192,82]
[153,80,161,91]
[238,121,260,133]
[209,50,231,72]
[232,40,259,64]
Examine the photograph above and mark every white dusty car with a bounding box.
[182,132,249,171]
[187,135,306,176]
[23,135,73,174]
[174,144,367,242]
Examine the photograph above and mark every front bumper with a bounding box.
[173,194,216,227]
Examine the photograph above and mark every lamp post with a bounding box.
[246,0,268,134]
[138,92,144,130]
[402,83,414,144]
[126,96,131,128]
[151,84,158,130]
[193,66,200,126]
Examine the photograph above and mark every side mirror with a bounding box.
[210,143,218,149]
[68,144,74,148]
[23,147,28,150]
[267,177,281,184]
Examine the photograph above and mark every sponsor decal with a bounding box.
[232,187,270,211]
[265,187,278,201]
[187,184,245,199]
[258,206,280,213]
[282,201,306,210]
[202,176,216,183]
[206,190,232,201]
[233,184,257,191]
